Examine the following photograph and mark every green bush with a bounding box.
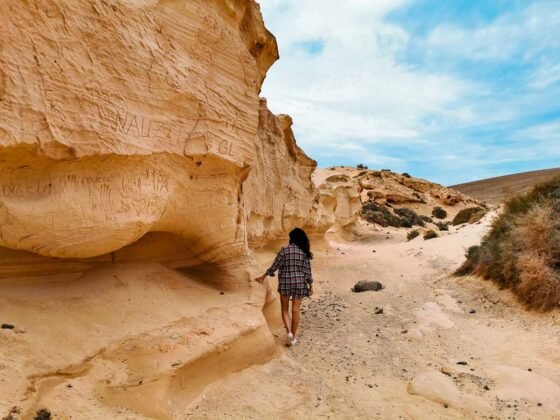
[394,208,425,227]
[362,204,427,228]
[423,230,438,240]
[401,172,411,178]
[432,206,447,219]
[407,230,420,241]
[435,221,449,231]
[362,203,403,227]
[454,246,482,276]
[420,215,433,223]
[452,207,487,225]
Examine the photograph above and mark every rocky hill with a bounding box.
[313,166,485,237]
[452,168,560,204]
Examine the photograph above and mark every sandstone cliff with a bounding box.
[245,98,318,248]
[0,0,282,288]
[0,1,289,417]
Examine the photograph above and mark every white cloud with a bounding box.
[425,2,560,62]
[258,0,560,182]
[529,62,560,89]
[513,121,560,143]
[259,0,469,157]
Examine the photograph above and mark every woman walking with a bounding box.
[255,228,314,346]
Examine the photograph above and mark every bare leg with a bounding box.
[280,295,291,334]
[291,298,302,337]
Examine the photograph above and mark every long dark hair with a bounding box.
[289,228,313,260]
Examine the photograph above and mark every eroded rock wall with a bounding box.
[244,99,319,248]
[0,0,280,287]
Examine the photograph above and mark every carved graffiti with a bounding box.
[0,168,170,218]
[110,108,235,157]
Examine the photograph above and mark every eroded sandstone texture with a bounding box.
[0,0,288,286]
[245,99,319,248]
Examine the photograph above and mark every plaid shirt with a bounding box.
[267,244,313,298]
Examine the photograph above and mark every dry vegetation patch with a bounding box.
[456,178,560,311]
[452,207,487,225]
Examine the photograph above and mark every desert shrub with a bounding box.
[423,230,438,240]
[357,163,368,169]
[363,211,392,227]
[394,208,425,227]
[401,172,411,178]
[381,169,391,172]
[407,229,420,241]
[432,206,447,219]
[455,177,560,311]
[454,246,482,276]
[420,215,433,223]
[435,221,449,231]
[362,204,427,228]
[452,207,487,226]
[361,203,403,228]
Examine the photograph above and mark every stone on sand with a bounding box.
[407,371,491,415]
[352,281,383,293]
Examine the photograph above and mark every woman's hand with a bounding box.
[255,274,266,283]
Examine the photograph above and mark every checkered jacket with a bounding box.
[267,244,313,298]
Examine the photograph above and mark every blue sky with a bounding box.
[259,0,560,185]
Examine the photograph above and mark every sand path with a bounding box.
[184,213,560,419]
[2,211,560,419]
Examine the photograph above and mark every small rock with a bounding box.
[352,281,383,293]
[1,324,14,330]
[372,250,376,253]
[34,409,52,420]
[4,406,20,420]
[469,309,476,314]
[374,308,383,315]
[528,368,532,371]
[219,291,225,295]
[440,368,452,377]
[401,329,408,334]
[538,403,542,406]
[67,384,73,388]
[444,403,449,408]
[484,385,490,391]
[457,361,468,365]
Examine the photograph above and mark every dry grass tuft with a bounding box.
[516,252,560,311]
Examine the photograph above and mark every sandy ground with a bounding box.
[186,212,560,419]
[2,211,560,419]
